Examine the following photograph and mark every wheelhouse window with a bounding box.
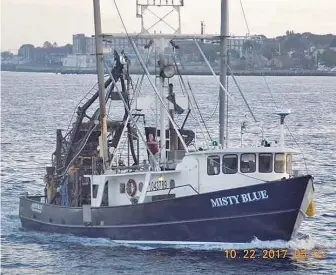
[222,154,238,174]
[207,155,220,175]
[240,153,256,173]
[259,153,273,173]
[286,154,292,174]
[275,153,285,173]
[92,184,99,198]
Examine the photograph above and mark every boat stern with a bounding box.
[19,194,46,225]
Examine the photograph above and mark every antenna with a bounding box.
[136,0,184,34]
[275,110,291,147]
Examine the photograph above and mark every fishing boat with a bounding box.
[19,0,315,246]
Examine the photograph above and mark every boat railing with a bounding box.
[22,195,46,203]
[145,184,199,195]
[109,164,151,173]
[108,159,185,173]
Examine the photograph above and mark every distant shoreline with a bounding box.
[1,64,336,77]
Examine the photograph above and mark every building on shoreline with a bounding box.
[2,32,336,72]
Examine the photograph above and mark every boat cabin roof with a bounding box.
[186,146,299,156]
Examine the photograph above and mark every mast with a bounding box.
[219,0,229,148]
[93,0,108,164]
[159,37,166,165]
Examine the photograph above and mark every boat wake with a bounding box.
[9,226,336,253]
[113,235,336,252]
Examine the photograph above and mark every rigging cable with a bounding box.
[103,60,162,168]
[194,39,258,133]
[168,46,213,142]
[239,0,309,174]
[106,61,116,116]
[112,0,189,153]
[110,0,271,183]
[57,123,98,181]
[64,82,99,138]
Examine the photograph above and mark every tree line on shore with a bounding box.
[2,31,336,69]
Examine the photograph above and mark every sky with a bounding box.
[1,0,336,51]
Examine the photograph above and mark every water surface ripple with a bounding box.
[1,72,335,274]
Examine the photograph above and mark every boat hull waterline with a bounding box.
[19,175,313,244]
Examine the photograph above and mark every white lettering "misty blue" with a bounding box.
[210,190,269,208]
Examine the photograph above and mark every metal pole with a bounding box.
[103,61,160,169]
[219,0,229,148]
[155,48,159,131]
[127,63,130,168]
[159,38,166,165]
[130,38,189,152]
[226,74,229,148]
[177,6,181,34]
[93,0,108,164]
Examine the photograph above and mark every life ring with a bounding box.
[126,179,137,197]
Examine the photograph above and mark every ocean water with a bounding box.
[1,71,335,274]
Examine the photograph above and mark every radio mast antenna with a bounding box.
[136,0,184,34]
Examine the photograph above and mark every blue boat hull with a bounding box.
[19,175,313,243]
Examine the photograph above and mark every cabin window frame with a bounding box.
[101,181,109,206]
[92,184,99,198]
[286,154,292,174]
[240,153,256,173]
[120,183,126,193]
[274,153,286,173]
[258,153,273,173]
[222,154,238,174]
[207,155,221,176]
